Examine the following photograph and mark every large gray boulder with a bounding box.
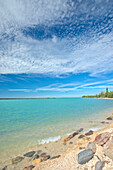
[78,149,94,164]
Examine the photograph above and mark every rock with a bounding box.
[2,166,7,170]
[77,128,83,132]
[79,147,85,150]
[95,161,105,170]
[105,144,113,160]
[87,142,96,153]
[37,150,42,154]
[104,136,113,149]
[78,134,85,139]
[32,158,42,165]
[94,132,111,146]
[51,155,61,159]
[23,165,35,170]
[78,149,94,164]
[64,132,78,142]
[85,130,93,136]
[12,156,24,164]
[69,142,73,144]
[24,151,35,157]
[101,121,109,124]
[40,153,46,157]
[106,117,113,120]
[43,155,50,161]
[33,154,39,160]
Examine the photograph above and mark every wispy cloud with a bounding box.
[0,0,113,77]
[8,89,31,92]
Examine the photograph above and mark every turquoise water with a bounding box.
[0,98,113,163]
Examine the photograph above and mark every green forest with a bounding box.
[82,88,113,98]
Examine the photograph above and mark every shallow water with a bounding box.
[0,97,113,163]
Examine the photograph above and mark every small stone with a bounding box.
[78,134,85,139]
[43,155,50,161]
[24,151,35,157]
[87,142,96,153]
[79,147,85,150]
[106,117,113,120]
[32,158,42,165]
[33,154,39,160]
[12,156,24,164]
[69,142,73,144]
[94,132,111,146]
[40,153,46,157]
[95,161,105,170]
[23,165,35,170]
[78,149,94,164]
[51,155,61,159]
[2,166,7,170]
[85,130,93,136]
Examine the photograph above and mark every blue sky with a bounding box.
[0,0,113,98]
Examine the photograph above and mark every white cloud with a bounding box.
[0,0,113,76]
[8,89,31,92]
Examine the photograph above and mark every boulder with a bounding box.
[87,142,96,153]
[105,144,113,160]
[12,156,24,164]
[78,149,94,164]
[51,155,60,159]
[94,132,111,146]
[95,161,105,170]
[32,158,42,165]
[23,165,35,170]
[24,151,35,157]
[85,130,93,136]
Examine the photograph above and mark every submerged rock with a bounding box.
[87,142,96,153]
[94,132,111,146]
[95,161,105,170]
[24,151,35,157]
[23,165,35,170]
[12,156,24,164]
[78,149,94,164]
[85,130,93,136]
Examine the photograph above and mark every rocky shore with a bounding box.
[1,115,113,170]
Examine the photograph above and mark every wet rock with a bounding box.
[32,158,42,165]
[51,155,61,159]
[2,166,7,170]
[23,165,35,170]
[87,142,96,153]
[95,161,105,170]
[94,132,111,146]
[33,154,39,160]
[64,132,78,142]
[85,130,93,136]
[24,151,35,157]
[12,156,24,164]
[78,134,85,139]
[106,117,113,120]
[78,149,94,164]
[77,128,83,132]
[105,144,113,160]
[40,153,46,157]
[43,155,50,161]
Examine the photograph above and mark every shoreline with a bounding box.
[1,112,113,169]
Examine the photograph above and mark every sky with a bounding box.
[0,0,113,98]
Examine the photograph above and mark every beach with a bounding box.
[1,112,113,170]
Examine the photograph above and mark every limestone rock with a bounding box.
[87,142,96,153]
[95,161,105,170]
[94,132,111,146]
[12,156,24,164]
[105,144,113,160]
[24,151,35,157]
[78,149,94,164]
[23,165,35,170]
[32,158,42,165]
